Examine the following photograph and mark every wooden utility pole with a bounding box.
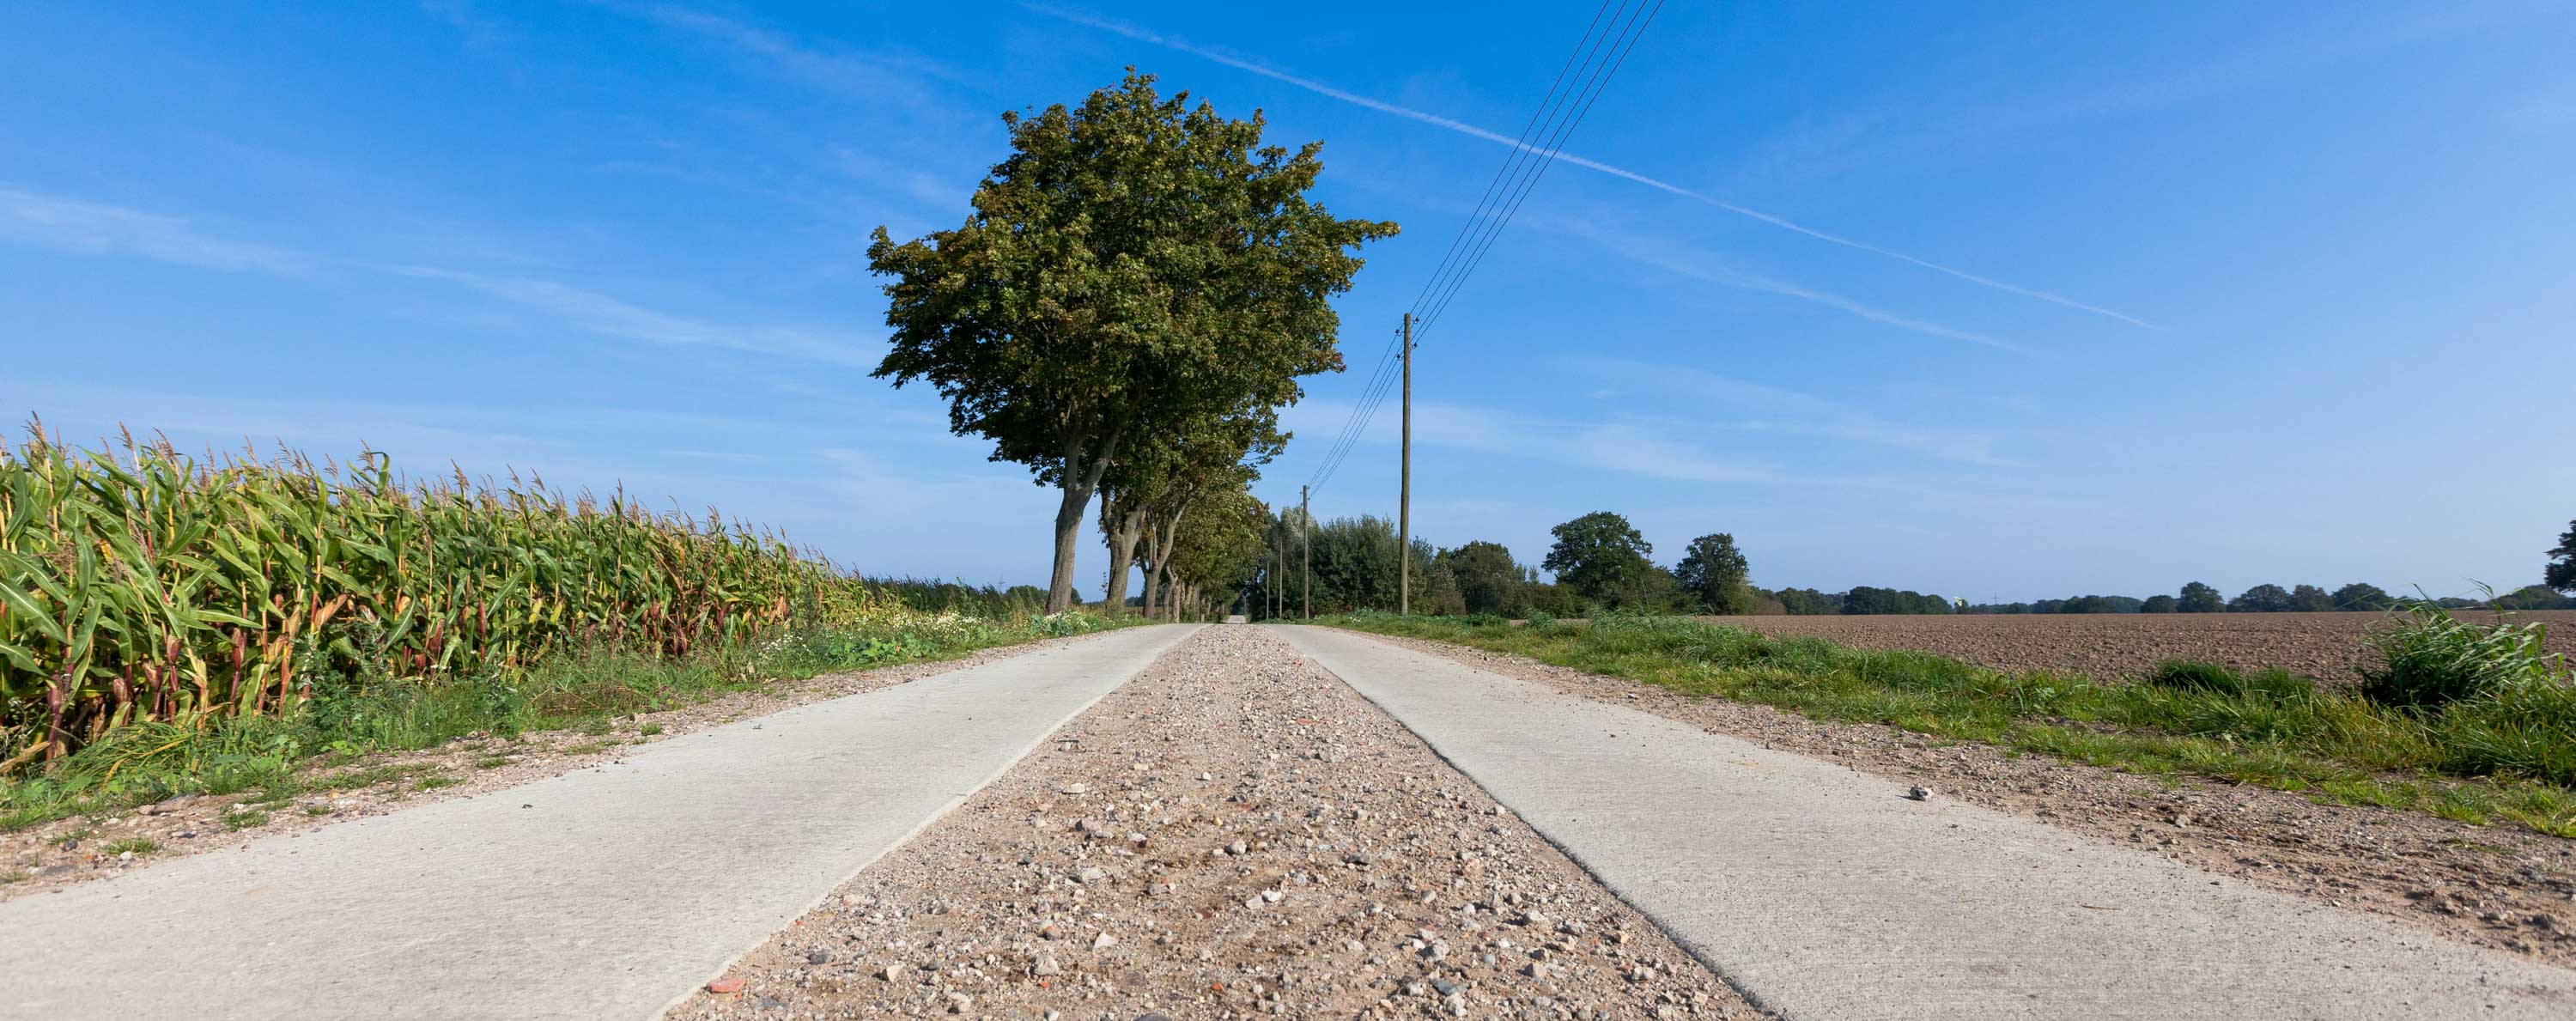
[1399,313,1413,616]
[1300,484,1311,620]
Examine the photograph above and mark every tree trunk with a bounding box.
[1101,499,1145,616]
[1139,551,1161,619]
[1145,507,1185,622]
[1048,484,1088,615]
[1139,554,1159,618]
[1046,430,1121,615]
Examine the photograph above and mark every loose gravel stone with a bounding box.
[671,626,1765,1020]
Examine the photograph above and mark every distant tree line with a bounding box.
[1965,580,2576,614]
[1238,513,2576,621]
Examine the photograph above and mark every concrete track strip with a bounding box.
[0,623,1199,1021]
[1274,625,2576,1020]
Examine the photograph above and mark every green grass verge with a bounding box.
[1321,611,2576,837]
[2,611,1135,831]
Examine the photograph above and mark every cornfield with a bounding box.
[0,425,941,769]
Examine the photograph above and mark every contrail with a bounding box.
[1027,3,2156,330]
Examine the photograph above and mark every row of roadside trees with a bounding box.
[867,72,1394,617]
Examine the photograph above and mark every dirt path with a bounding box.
[1278,626,2576,1020]
[0,625,1196,1021]
[673,625,1761,1021]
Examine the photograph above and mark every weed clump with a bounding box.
[2361,602,2562,709]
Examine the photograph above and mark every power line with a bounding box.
[1306,3,1624,494]
[1304,322,1404,493]
[1400,0,1620,325]
[1416,0,1662,339]
[1304,0,1661,495]
[1308,5,1626,492]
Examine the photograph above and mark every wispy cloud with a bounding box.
[1,184,879,367]
[2505,84,2576,131]
[386,265,882,367]
[0,187,313,274]
[622,3,964,100]
[1554,216,2027,353]
[1296,398,1774,485]
[830,148,975,212]
[1732,9,2537,194]
[420,0,513,52]
[1578,357,2015,467]
[1024,3,2153,329]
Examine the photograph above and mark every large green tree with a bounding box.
[2177,581,2226,613]
[2331,582,2391,611]
[1439,540,1522,615]
[868,72,1395,612]
[1674,532,1753,614]
[2229,583,2296,612]
[1303,515,1429,613]
[1541,512,1656,610]
[2549,519,2576,593]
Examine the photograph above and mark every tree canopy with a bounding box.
[2227,584,2296,612]
[1674,533,1754,614]
[1440,540,1522,616]
[1542,512,1657,609]
[2178,581,2226,613]
[868,71,1394,611]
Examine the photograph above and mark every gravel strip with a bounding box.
[1,629,1130,902]
[673,625,1764,1021]
[1355,629,2576,968]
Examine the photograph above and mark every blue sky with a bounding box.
[4,2,2573,602]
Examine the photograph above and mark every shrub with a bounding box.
[2360,603,2559,709]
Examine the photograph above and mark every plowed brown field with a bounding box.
[1707,611,2576,684]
